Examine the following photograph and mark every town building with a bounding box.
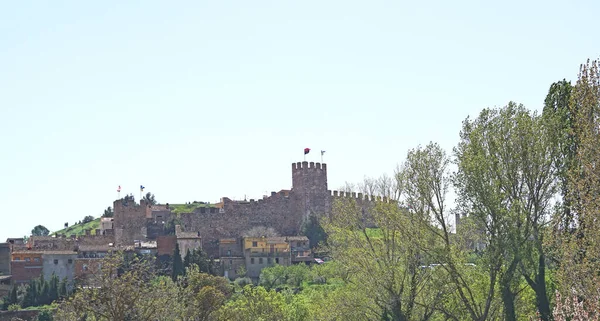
[0,242,10,276]
[10,251,43,285]
[42,251,78,285]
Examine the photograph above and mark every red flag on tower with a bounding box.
[304,148,310,155]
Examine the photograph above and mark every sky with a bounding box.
[1,1,598,240]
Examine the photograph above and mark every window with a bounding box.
[252,241,257,247]
[54,259,59,265]
[229,260,233,266]
[67,259,73,264]
[275,258,279,264]
[251,258,255,264]
[13,257,20,261]
[34,257,40,262]
[267,258,272,264]
[227,250,231,256]
[259,258,263,264]
[25,257,30,262]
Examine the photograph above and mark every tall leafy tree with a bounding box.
[142,192,157,205]
[325,192,444,320]
[403,142,501,321]
[55,253,179,320]
[172,243,185,281]
[31,225,50,236]
[102,206,114,218]
[454,103,560,320]
[543,80,575,229]
[560,58,600,298]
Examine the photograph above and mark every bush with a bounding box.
[37,310,54,321]
[311,275,327,285]
[234,277,253,288]
[8,304,21,311]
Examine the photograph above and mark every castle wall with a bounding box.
[109,161,385,258]
[179,192,298,257]
[113,199,151,245]
[0,243,10,276]
[292,162,328,221]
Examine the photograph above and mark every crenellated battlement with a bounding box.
[328,190,395,203]
[292,161,327,171]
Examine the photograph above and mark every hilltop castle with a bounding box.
[108,161,381,256]
[0,161,395,288]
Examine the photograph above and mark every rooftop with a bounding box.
[177,232,201,239]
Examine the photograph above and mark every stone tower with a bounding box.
[291,161,328,221]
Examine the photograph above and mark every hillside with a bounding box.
[52,218,101,237]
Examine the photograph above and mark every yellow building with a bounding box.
[243,237,290,254]
[243,237,291,279]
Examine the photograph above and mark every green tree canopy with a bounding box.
[31,225,50,236]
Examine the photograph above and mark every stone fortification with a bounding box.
[111,161,385,256]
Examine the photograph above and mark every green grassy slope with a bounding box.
[169,203,217,214]
[52,218,101,237]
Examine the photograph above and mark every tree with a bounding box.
[400,142,503,321]
[172,243,185,281]
[122,194,135,205]
[142,192,157,205]
[102,206,114,218]
[82,215,94,224]
[215,285,289,321]
[177,265,231,321]
[325,194,443,320]
[55,253,179,320]
[184,248,219,275]
[454,103,560,320]
[31,225,50,237]
[543,79,575,230]
[559,58,600,298]
[36,310,54,321]
[301,213,327,249]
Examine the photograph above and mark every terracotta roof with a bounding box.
[79,245,113,252]
[266,237,290,244]
[11,251,43,255]
[41,251,78,255]
[285,236,309,241]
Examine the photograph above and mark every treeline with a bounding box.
[325,58,600,320]
[2,273,69,310]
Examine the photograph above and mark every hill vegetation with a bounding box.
[52,218,101,237]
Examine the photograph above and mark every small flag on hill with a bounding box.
[321,150,326,162]
[140,185,145,192]
[117,185,121,192]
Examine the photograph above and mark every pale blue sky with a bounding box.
[1,1,598,240]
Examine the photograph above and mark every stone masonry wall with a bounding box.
[180,193,298,257]
[110,161,384,257]
[113,199,151,245]
[0,243,9,275]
